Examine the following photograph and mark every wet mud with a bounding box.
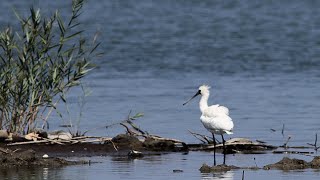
[264,156,320,170]
[0,149,88,167]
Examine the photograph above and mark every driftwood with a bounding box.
[188,137,277,153]
[6,136,115,147]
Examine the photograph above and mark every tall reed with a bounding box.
[0,0,99,134]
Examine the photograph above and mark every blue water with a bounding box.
[1,0,320,179]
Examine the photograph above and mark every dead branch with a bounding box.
[120,123,135,135]
[7,140,51,146]
[307,133,320,151]
[82,111,144,135]
[146,134,185,144]
[188,130,212,144]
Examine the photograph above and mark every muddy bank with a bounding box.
[0,134,187,158]
[0,148,88,167]
[199,164,240,173]
[264,156,320,170]
[0,133,188,167]
[200,156,320,173]
[199,163,260,173]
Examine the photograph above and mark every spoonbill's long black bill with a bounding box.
[183,90,201,106]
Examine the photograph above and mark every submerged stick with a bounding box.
[315,133,317,148]
[281,136,291,148]
[242,170,245,180]
[307,133,320,151]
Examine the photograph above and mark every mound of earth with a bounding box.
[264,156,320,170]
[0,149,88,167]
[199,164,240,173]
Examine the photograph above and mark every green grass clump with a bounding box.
[0,0,100,134]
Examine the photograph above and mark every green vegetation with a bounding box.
[0,0,99,134]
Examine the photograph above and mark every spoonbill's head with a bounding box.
[183,85,210,106]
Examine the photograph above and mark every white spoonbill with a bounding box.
[183,85,234,158]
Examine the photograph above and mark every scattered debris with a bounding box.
[25,132,39,141]
[188,138,276,153]
[273,150,313,154]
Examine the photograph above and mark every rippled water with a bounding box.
[1,0,320,179]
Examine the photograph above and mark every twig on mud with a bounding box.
[188,130,212,144]
[7,139,52,146]
[281,124,285,136]
[0,147,11,154]
[39,137,65,145]
[110,140,118,151]
[12,148,20,153]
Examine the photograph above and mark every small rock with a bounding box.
[112,134,141,144]
[0,130,9,141]
[143,137,175,151]
[33,128,48,138]
[42,154,49,158]
[173,169,183,173]
[112,134,143,149]
[128,150,143,158]
[199,164,212,173]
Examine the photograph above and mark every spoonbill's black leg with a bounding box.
[221,134,226,154]
[212,133,216,166]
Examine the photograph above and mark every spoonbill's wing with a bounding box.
[203,104,229,117]
[200,114,234,134]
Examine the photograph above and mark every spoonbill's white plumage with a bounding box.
[183,85,234,165]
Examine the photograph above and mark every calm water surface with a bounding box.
[1,0,320,179]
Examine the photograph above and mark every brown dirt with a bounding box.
[310,156,320,168]
[0,149,88,167]
[263,157,320,170]
[0,133,185,167]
